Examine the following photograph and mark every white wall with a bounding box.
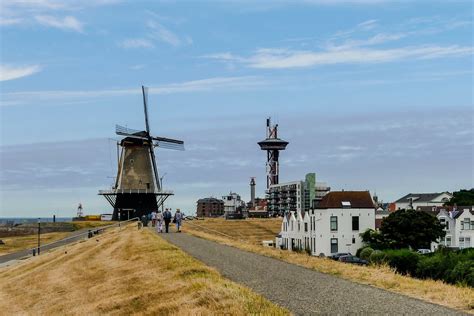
[280,208,375,256]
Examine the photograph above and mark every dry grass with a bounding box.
[183,218,474,314]
[0,224,288,315]
[70,221,113,230]
[0,232,71,256]
[0,221,111,256]
[188,218,281,245]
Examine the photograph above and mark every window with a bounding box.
[352,237,356,244]
[330,216,338,231]
[462,219,470,230]
[330,238,338,253]
[466,237,471,248]
[342,201,351,208]
[305,223,308,232]
[446,236,452,247]
[459,237,465,249]
[352,216,359,231]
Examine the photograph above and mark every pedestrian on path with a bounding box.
[156,210,163,233]
[174,209,183,232]
[151,210,157,227]
[163,208,172,233]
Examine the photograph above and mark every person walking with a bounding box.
[174,209,183,232]
[156,210,163,233]
[163,208,172,233]
[151,210,157,227]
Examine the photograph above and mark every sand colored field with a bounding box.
[183,218,474,313]
[185,218,281,245]
[0,221,112,256]
[0,232,71,256]
[0,224,288,315]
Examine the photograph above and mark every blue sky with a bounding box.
[0,0,472,217]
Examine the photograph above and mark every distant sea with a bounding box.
[0,217,73,224]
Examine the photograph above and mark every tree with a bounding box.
[380,209,446,249]
[360,229,393,249]
[445,189,474,206]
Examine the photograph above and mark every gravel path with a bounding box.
[159,232,466,315]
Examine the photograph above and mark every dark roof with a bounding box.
[197,197,224,204]
[416,205,473,218]
[316,191,375,209]
[394,192,450,203]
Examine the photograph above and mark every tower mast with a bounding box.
[258,118,289,189]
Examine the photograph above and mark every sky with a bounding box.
[0,0,473,217]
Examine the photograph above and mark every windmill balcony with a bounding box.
[98,189,174,195]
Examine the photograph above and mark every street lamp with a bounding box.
[37,218,41,255]
[160,173,167,213]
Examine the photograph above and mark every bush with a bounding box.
[356,247,366,257]
[448,261,474,287]
[359,247,374,260]
[369,250,387,265]
[385,249,421,275]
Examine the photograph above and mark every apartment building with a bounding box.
[266,173,330,216]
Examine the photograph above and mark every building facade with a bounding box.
[391,192,453,211]
[417,206,474,250]
[266,173,330,216]
[279,191,376,256]
[196,197,224,217]
[222,192,246,218]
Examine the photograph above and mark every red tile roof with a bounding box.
[316,191,375,209]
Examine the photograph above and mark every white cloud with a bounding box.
[206,45,473,69]
[0,17,24,25]
[35,15,83,32]
[146,20,182,47]
[119,38,154,49]
[1,76,268,104]
[0,64,42,81]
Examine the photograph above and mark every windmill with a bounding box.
[99,86,184,220]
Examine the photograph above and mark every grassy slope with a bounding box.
[0,224,288,315]
[0,221,112,256]
[183,218,474,313]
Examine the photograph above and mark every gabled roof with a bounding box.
[416,205,474,218]
[394,192,451,203]
[316,191,375,209]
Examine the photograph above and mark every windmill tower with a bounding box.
[258,118,288,189]
[99,86,184,220]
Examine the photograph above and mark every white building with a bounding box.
[222,192,245,216]
[279,191,375,256]
[392,192,452,211]
[417,206,474,250]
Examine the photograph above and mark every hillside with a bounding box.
[0,225,287,315]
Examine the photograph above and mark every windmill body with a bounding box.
[99,86,184,220]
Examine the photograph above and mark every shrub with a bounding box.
[356,247,366,257]
[385,249,420,275]
[360,247,374,260]
[448,261,474,287]
[369,250,387,265]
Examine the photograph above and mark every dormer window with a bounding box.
[342,201,351,208]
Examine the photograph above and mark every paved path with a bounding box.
[159,232,465,315]
[0,228,99,264]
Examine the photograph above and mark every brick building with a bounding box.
[196,197,225,217]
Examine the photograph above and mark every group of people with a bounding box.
[150,209,183,233]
